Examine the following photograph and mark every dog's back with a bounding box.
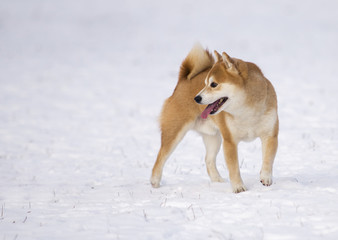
[159,44,215,129]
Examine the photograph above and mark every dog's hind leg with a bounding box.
[202,132,224,182]
[150,121,193,188]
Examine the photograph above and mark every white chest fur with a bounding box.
[227,109,277,143]
[194,117,219,136]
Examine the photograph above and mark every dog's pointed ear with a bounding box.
[222,52,238,73]
[214,50,222,62]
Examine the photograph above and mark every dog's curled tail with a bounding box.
[179,43,214,81]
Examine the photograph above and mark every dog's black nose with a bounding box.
[194,95,202,103]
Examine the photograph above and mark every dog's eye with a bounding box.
[210,82,218,88]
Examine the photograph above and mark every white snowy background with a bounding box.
[1,0,338,239]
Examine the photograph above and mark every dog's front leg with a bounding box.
[223,140,246,193]
[260,135,278,186]
[202,133,223,182]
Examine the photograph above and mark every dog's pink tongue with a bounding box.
[201,104,214,119]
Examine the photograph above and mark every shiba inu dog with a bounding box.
[150,43,278,193]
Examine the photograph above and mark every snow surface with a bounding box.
[1,0,338,239]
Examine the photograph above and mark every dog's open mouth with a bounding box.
[201,97,228,119]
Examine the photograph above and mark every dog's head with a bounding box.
[194,51,245,119]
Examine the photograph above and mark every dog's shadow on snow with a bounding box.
[244,176,302,192]
[209,176,302,193]
[151,175,330,195]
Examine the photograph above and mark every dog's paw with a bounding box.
[150,176,161,188]
[260,171,273,186]
[232,183,247,193]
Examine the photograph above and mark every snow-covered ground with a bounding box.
[1,0,338,239]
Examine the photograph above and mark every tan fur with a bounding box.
[151,45,279,193]
[179,43,214,81]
